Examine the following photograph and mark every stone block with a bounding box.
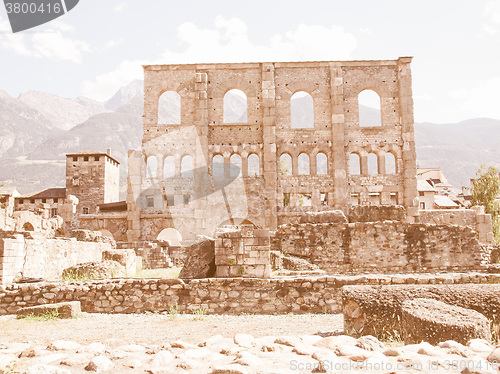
[16,301,81,319]
[401,298,491,345]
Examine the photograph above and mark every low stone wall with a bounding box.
[418,208,494,244]
[0,232,112,286]
[273,221,490,274]
[1,272,499,316]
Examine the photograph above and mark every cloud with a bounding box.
[114,2,128,12]
[161,16,357,63]
[81,60,146,101]
[32,31,91,63]
[82,16,357,101]
[0,16,91,63]
[104,38,125,49]
[483,0,500,34]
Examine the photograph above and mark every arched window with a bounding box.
[367,153,378,175]
[180,155,193,178]
[224,89,247,123]
[349,153,361,175]
[298,153,310,175]
[212,154,224,177]
[229,154,242,177]
[247,154,260,176]
[157,228,182,246]
[163,156,175,179]
[358,89,382,127]
[385,152,397,174]
[316,153,328,175]
[291,91,314,128]
[146,156,157,178]
[158,91,181,124]
[280,154,292,176]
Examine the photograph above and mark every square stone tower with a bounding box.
[66,150,120,214]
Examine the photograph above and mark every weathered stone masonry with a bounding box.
[273,221,490,274]
[126,58,418,243]
[1,273,499,316]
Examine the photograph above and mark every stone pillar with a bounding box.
[379,153,386,175]
[398,57,418,210]
[261,63,278,230]
[126,150,143,242]
[330,63,349,213]
[194,71,210,234]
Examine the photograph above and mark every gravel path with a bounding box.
[0,313,344,345]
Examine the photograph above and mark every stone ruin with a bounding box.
[0,58,499,346]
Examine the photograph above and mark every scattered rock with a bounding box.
[47,340,81,351]
[355,335,385,351]
[149,350,173,366]
[313,335,357,350]
[233,334,254,348]
[84,355,114,372]
[209,364,249,374]
[22,364,71,374]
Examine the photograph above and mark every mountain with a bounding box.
[105,80,143,111]
[2,80,500,196]
[0,90,63,159]
[18,91,105,131]
[27,95,142,163]
[415,118,500,188]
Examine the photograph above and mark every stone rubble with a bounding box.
[1,334,500,373]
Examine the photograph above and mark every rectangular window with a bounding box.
[30,199,35,204]
[283,193,290,207]
[390,192,398,205]
[50,208,57,217]
[54,198,59,204]
[42,199,46,203]
[166,195,174,207]
[419,191,424,197]
[83,207,89,214]
[299,193,312,207]
[369,193,380,206]
[184,195,190,205]
[95,156,100,161]
[146,196,154,208]
[320,192,328,206]
[420,202,426,209]
[350,193,360,206]
[72,156,77,162]
[83,156,89,161]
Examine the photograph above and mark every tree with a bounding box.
[470,165,500,243]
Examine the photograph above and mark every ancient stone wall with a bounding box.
[348,205,406,222]
[418,207,494,244]
[0,232,112,286]
[127,58,418,241]
[0,272,498,316]
[215,225,271,278]
[273,221,490,274]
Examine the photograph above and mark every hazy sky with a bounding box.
[0,0,499,123]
